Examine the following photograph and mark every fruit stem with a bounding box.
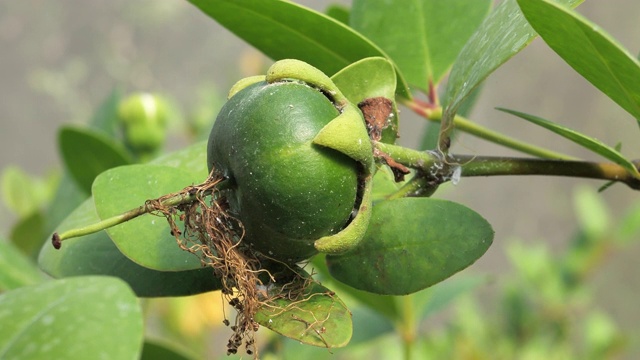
[52,178,233,249]
[402,100,576,160]
[374,142,640,190]
[454,155,640,190]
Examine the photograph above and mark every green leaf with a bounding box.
[419,84,485,150]
[351,0,491,89]
[38,199,222,297]
[41,90,124,232]
[58,125,132,194]
[518,0,640,122]
[151,141,208,175]
[0,276,143,359]
[348,307,394,345]
[444,0,583,113]
[415,274,486,321]
[1,166,54,217]
[141,340,197,360]
[0,240,45,291]
[255,281,352,348]
[617,202,640,244]
[187,0,411,99]
[89,87,123,136]
[327,198,493,295]
[43,172,87,236]
[92,164,203,271]
[573,186,611,238]
[311,255,400,322]
[325,4,349,24]
[46,141,208,275]
[10,211,46,259]
[331,57,398,143]
[498,108,640,177]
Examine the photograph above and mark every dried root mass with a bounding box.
[146,169,312,357]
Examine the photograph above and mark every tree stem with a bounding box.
[374,142,640,190]
[454,155,640,189]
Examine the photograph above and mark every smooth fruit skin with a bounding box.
[117,92,169,154]
[207,81,359,262]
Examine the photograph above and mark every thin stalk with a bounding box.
[397,295,417,360]
[374,142,640,190]
[52,191,198,248]
[52,178,232,248]
[454,155,640,190]
[375,142,440,170]
[403,101,576,160]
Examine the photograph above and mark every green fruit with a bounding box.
[207,80,360,262]
[125,123,166,152]
[118,93,168,127]
[118,93,169,154]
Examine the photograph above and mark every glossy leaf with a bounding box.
[59,125,132,194]
[444,0,583,113]
[44,142,208,275]
[0,240,45,291]
[327,198,493,295]
[187,0,411,99]
[93,164,203,271]
[141,340,197,360]
[498,108,640,178]
[151,141,208,175]
[518,0,640,122]
[0,276,143,360]
[331,57,398,143]
[255,281,352,348]
[351,0,491,89]
[311,255,400,322]
[38,200,222,297]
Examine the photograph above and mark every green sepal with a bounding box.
[314,172,373,255]
[313,105,374,167]
[266,59,344,102]
[331,57,399,144]
[227,75,266,99]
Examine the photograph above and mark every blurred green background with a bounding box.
[1,0,639,358]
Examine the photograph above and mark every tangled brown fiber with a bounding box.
[142,168,332,358]
[146,171,270,356]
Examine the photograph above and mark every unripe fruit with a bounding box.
[207,80,359,262]
[118,92,169,153]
